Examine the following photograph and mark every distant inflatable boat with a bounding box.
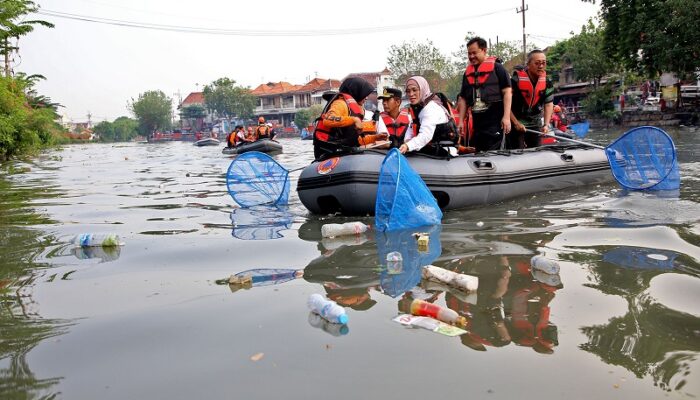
[297,145,613,216]
[194,137,220,146]
[222,139,283,155]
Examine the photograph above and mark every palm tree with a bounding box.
[0,0,54,77]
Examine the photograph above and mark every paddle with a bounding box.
[525,125,679,190]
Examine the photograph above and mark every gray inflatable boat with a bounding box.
[222,139,283,155]
[297,145,613,216]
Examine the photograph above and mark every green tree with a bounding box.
[92,120,114,141]
[0,0,54,77]
[565,19,615,88]
[387,39,455,90]
[203,77,256,120]
[597,0,700,79]
[294,104,324,130]
[94,117,139,142]
[129,90,172,134]
[179,104,206,131]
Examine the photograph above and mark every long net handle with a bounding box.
[525,128,605,150]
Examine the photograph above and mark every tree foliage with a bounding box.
[92,117,139,142]
[598,0,700,78]
[0,75,60,160]
[387,40,455,87]
[565,19,614,88]
[203,77,256,119]
[294,104,324,130]
[0,0,54,76]
[129,90,172,134]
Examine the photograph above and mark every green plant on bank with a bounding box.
[581,83,617,119]
[294,104,324,130]
[0,75,63,161]
[92,116,139,142]
[129,90,172,135]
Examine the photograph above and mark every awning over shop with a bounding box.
[554,87,591,97]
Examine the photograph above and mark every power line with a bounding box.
[36,8,514,36]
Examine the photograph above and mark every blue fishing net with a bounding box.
[226,151,290,207]
[570,121,590,138]
[375,149,442,231]
[377,225,442,298]
[602,246,677,270]
[605,126,678,190]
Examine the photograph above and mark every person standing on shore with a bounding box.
[457,37,512,152]
[509,49,554,149]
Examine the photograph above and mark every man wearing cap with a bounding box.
[376,88,412,149]
[255,116,272,140]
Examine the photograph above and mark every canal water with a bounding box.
[1,128,699,399]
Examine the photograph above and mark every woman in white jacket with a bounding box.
[399,76,458,156]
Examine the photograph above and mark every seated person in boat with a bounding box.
[509,49,554,149]
[551,105,567,132]
[376,87,412,149]
[399,76,459,157]
[246,126,256,141]
[226,126,242,148]
[255,117,272,140]
[313,77,385,160]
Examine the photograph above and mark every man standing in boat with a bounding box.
[255,116,272,140]
[509,49,554,149]
[376,87,412,149]
[457,37,512,152]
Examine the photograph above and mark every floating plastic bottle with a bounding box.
[530,255,561,275]
[386,251,403,274]
[71,233,122,247]
[320,222,369,238]
[307,294,349,324]
[308,312,349,336]
[410,299,466,327]
[421,265,479,292]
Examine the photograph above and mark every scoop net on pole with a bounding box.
[226,151,290,207]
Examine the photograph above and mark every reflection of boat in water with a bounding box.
[71,245,121,262]
[222,139,283,155]
[298,145,612,216]
[230,206,292,240]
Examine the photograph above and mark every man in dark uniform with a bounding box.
[509,49,554,149]
[457,36,512,152]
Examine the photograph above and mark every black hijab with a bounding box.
[339,77,374,102]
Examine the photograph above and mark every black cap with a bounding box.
[378,87,402,100]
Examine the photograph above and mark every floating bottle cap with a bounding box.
[337,314,349,325]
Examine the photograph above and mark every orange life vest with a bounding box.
[464,56,502,105]
[313,93,365,144]
[256,124,271,139]
[380,109,410,146]
[515,69,547,110]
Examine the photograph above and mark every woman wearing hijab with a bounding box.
[313,77,382,160]
[400,76,458,156]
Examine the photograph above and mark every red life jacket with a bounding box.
[380,109,410,146]
[515,69,547,110]
[464,56,502,105]
[313,93,365,144]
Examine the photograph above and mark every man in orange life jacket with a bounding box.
[457,36,512,153]
[255,116,272,140]
[376,87,411,149]
[313,77,382,160]
[509,49,554,149]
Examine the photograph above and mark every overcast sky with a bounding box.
[18,0,600,123]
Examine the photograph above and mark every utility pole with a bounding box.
[3,38,11,77]
[517,0,528,65]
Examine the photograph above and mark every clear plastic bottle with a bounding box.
[307,294,349,324]
[530,255,561,274]
[410,299,466,327]
[320,222,369,238]
[386,251,403,274]
[308,312,349,336]
[71,233,122,247]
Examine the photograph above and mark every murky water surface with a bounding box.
[1,128,699,399]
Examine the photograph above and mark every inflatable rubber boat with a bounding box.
[297,145,613,216]
[222,139,283,155]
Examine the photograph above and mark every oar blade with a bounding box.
[226,151,290,207]
[375,148,442,231]
[605,126,679,190]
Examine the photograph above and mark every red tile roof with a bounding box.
[250,82,301,96]
[182,92,205,105]
[295,78,341,93]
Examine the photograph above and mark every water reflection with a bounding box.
[230,206,293,240]
[71,245,122,262]
[602,246,679,270]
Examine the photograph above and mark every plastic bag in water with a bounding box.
[375,149,442,231]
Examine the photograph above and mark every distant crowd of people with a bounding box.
[311,36,573,161]
[225,116,276,148]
